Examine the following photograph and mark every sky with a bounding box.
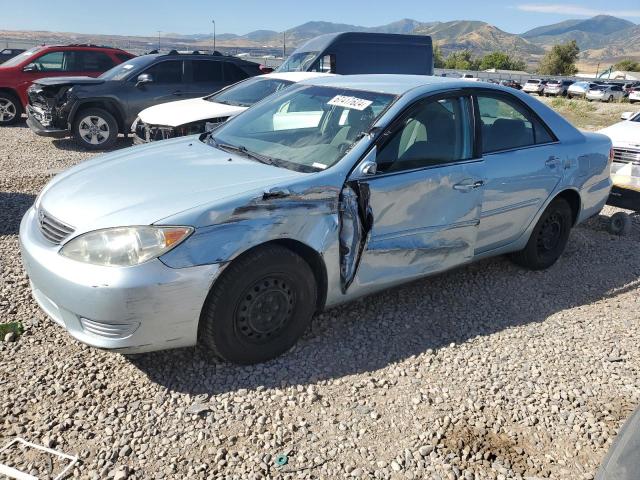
[2,0,639,37]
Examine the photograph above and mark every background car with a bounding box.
[133,71,333,143]
[629,87,640,104]
[20,75,612,364]
[623,81,640,96]
[567,81,598,99]
[543,79,573,97]
[522,78,547,95]
[0,44,134,126]
[499,79,521,90]
[586,84,625,102]
[26,51,263,149]
[0,48,26,64]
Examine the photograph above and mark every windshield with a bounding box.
[277,51,319,73]
[99,55,154,81]
[207,77,294,107]
[207,85,396,172]
[0,47,43,68]
[526,80,540,84]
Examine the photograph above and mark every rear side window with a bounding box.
[477,94,554,154]
[193,60,223,82]
[223,63,249,82]
[116,53,132,62]
[69,51,115,71]
[144,60,183,83]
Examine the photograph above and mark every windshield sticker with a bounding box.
[122,64,134,69]
[312,162,327,170]
[328,95,373,111]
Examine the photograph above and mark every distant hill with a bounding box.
[1,14,637,69]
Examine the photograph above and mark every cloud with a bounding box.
[516,4,640,18]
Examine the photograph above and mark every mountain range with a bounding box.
[184,14,639,67]
[1,15,638,69]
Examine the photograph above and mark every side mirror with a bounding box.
[136,73,153,87]
[621,111,633,121]
[350,147,378,180]
[23,64,38,72]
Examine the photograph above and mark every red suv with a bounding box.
[0,44,134,125]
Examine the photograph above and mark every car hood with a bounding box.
[138,98,246,127]
[38,136,304,233]
[598,121,640,148]
[33,76,105,87]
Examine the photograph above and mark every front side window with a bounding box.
[477,94,554,153]
[207,77,294,107]
[30,51,66,71]
[192,60,223,82]
[144,60,183,83]
[277,51,319,72]
[377,96,473,173]
[209,85,395,172]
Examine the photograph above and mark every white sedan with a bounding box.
[132,71,333,143]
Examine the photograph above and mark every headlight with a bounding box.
[60,226,193,267]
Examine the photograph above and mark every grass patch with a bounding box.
[550,97,596,117]
[0,321,24,338]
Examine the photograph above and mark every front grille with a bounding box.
[80,318,139,338]
[613,148,640,165]
[134,121,174,143]
[38,209,75,244]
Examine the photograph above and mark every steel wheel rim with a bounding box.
[235,276,294,344]
[78,115,110,145]
[537,213,563,252]
[0,98,17,122]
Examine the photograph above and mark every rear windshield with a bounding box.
[526,79,540,84]
[207,76,294,107]
[547,80,561,85]
[0,47,43,67]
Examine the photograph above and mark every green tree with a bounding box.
[537,40,580,75]
[479,52,527,72]
[613,59,640,72]
[433,44,445,69]
[444,50,480,71]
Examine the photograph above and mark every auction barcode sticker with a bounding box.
[328,95,373,111]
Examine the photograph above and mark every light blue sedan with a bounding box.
[20,75,612,364]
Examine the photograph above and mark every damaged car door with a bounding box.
[341,94,485,292]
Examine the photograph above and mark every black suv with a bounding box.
[26,52,262,149]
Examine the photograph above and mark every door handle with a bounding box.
[453,180,484,192]
[545,156,561,168]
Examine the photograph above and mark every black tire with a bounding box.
[608,212,632,236]
[199,245,317,364]
[0,91,23,126]
[567,94,573,99]
[510,197,573,270]
[607,96,613,103]
[72,108,118,150]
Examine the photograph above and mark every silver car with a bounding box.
[20,75,613,364]
[586,84,625,102]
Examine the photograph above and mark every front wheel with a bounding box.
[72,108,118,150]
[0,92,22,126]
[509,197,573,270]
[199,245,317,364]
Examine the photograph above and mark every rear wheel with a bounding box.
[72,108,118,150]
[510,197,573,270]
[0,92,22,126]
[607,95,613,103]
[199,245,317,364]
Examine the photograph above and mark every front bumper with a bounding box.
[26,106,69,138]
[19,207,222,353]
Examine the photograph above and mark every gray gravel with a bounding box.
[1,121,639,480]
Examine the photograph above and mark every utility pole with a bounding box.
[157,30,161,50]
[212,20,216,52]
[283,32,286,58]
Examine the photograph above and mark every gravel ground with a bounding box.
[1,106,639,480]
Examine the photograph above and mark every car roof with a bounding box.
[297,74,480,96]
[144,53,254,63]
[264,71,335,82]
